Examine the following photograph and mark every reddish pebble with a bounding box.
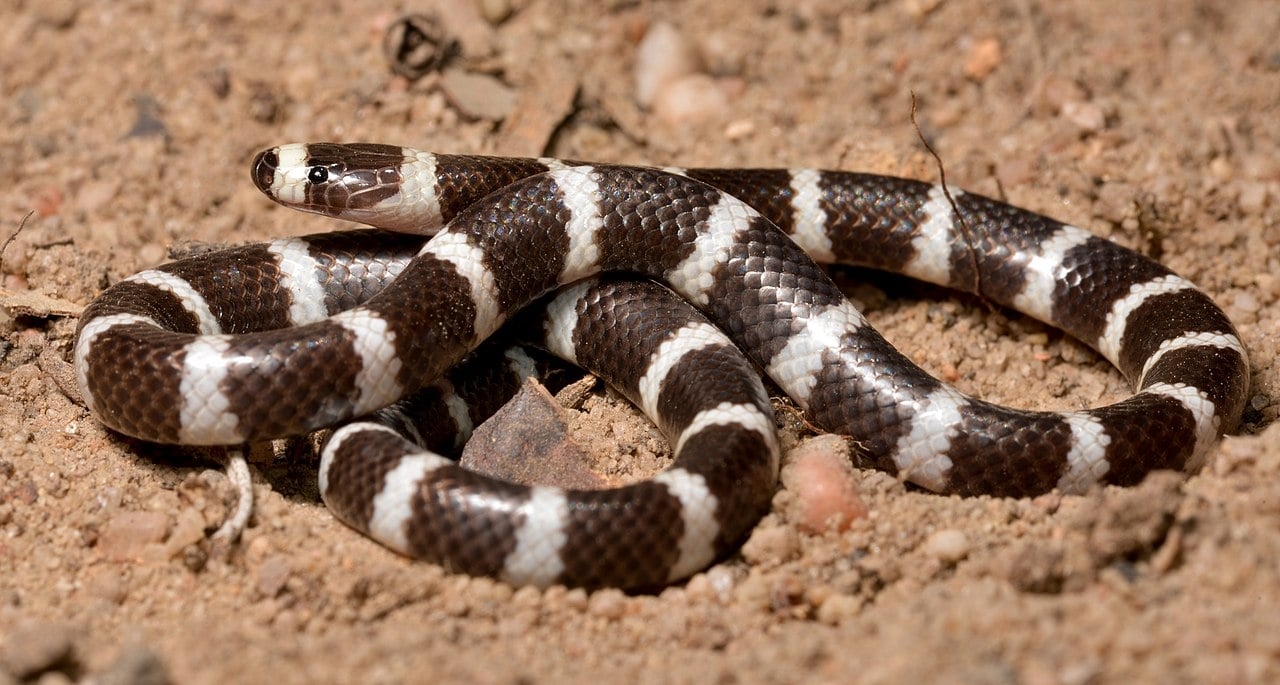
[782,435,868,534]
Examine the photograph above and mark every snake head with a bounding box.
[252,143,436,232]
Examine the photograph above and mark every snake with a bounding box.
[72,142,1250,588]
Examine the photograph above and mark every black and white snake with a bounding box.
[73,143,1250,588]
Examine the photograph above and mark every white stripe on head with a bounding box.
[268,144,311,204]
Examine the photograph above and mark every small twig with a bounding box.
[0,210,35,276]
[909,91,983,298]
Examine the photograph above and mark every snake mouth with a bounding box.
[251,148,280,196]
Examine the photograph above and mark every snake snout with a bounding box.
[251,149,280,195]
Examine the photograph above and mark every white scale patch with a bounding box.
[674,402,780,476]
[368,449,452,555]
[375,150,442,234]
[891,387,967,492]
[503,487,570,588]
[1138,331,1246,389]
[74,312,160,415]
[764,300,868,407]
[541,280,590,363]
[548,167,604,284]
[665,195,761,306]
[636,321,728,424]
[267,144,311,205]
[1010,224,1095,324]
[126,270,221,334]
[1098,274,1196,365]
[536,157,571,171]
[331,309,404,416]
[1141,382,1220,472]
[653,468,720,582]
[319,422,399,494]
[268,238,329,325]
[903,185,963,286]
[178,336,240,444]
[786,169,835,263]
[421,232,503,338]
[1055,413,1113,494]
[502,346,539,380]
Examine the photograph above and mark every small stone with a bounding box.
[98,511,168,561]
[586,589,627,620]
[0,621,76,679]
[922,529,971,564]
[651,74,728,125]
[815,593,861,624]
[634,22,702,109]
[781,435,868,533]
[963,38,1003,81]
[740,524,800,566]
[1061,100,1106,132]
[477,0,512,24]
[461,379,606,490]
[97,644,170,685]
[440,68,518,121]
[256,554,292,599]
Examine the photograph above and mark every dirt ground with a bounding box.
[2,0,1279,683]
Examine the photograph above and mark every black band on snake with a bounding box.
[72,142,1250,588]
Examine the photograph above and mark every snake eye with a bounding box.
[308,166,329,184]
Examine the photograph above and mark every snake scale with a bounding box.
[73,143,1250,588]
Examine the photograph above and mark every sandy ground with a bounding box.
[3,0,1280,682]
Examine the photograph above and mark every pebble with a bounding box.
[586,589,628,620]
[922,529,971,564]
[0,621,76,679]
[1061,100,1106,132]
[740,524,800,566]
[477,0,512,24]
[256,554,292,599]
[634,22,702,109]
[963,38,1003,81]
[96,644,170,685]
[97,511,169,561]
[781,435,868,533]
[650,73,729,125]
[440,68,517,121]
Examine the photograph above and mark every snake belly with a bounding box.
[72,142,1250,588]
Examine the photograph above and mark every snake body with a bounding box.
[73,143,1250,588]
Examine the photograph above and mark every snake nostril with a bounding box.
[251,149,278,191]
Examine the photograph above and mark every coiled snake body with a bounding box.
[73,143,1250,588]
